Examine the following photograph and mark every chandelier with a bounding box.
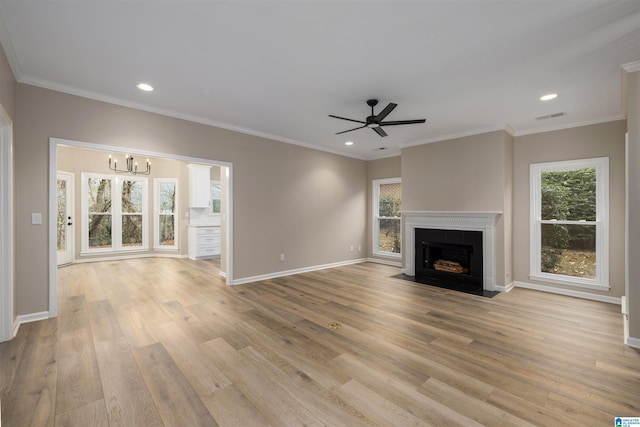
[108,154,151,175]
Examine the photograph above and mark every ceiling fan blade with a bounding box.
[375,103,397,121]
[336,125,367,135]
[380,119,426,126]
[328,114,366,124]
[373,127,388,137]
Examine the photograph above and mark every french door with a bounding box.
[57,171,74,266]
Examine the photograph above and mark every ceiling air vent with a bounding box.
[535,112,566,121]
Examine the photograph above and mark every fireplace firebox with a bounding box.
[415,228,483,292]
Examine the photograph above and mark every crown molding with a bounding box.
[18,76,370,162]
[401,125,509,149]
[622,61,640,73]
[513,115,626,137]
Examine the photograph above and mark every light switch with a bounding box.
[31,213,42,225]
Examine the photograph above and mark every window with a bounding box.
[86,176,112,250]
[57,178,68,252]
[373,178,402,257]
[155,179,178,249]
[210,180,221,215]
[121,179,144,247]
[81,173,148,254]
[530,157,609,289]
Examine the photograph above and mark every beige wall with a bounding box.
[513,120,627,297]
[502,131,514,285]
[15,84,367,315]
[625,70,640,341]
[366,156,401,262]
[401,130,512,287]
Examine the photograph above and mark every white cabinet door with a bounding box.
[187,164,211,208]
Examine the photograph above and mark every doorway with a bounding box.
[49,137,234,318]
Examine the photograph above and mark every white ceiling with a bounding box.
[1,1,639,160]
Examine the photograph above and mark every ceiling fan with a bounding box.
[329,99,426,137]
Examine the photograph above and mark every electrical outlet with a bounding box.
[350,245,354,252]
[280,253,285,262]
[358,245,361,251]
[31,213,42,225]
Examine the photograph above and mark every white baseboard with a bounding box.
[514,280,621,305]
[623,315,640,349]
[16,311,50,325]
[366,257,402,267]
[231,258,367,286]
[12,317,19,338]
[9,311,54,339]
[625,336,640,349]
[495,281,515,292]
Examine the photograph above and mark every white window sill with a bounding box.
[529,273,609,291]
[81,247,149,256]
[372,251,402,259]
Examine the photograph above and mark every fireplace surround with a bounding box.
[403,211,502,292]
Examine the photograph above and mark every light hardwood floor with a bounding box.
[1,258,639,426]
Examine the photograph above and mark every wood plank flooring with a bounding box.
[1,258,639,426]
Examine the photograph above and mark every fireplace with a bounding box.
[403,211,502,292]
[415,228,483,292]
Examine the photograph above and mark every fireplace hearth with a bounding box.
[415,228,483,293]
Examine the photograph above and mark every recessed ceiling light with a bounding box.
[136,83,154,92]
[540,93,558,101]
[345,141,354,146]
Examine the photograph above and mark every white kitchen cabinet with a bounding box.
[187,164,212,208]
[188,226,220,260]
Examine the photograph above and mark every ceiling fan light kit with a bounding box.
[329,99,426,137]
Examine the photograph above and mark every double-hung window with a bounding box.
[82,173,148,254]
[530,157,609,289]
[154,178,178,249]
[373,178,402,257]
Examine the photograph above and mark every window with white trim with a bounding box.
[210,180,221,215]
[373,178,402,257]
[81,173,148,254]
[154,178,178,249]
[530,157,609,289]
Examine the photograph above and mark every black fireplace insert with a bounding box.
[415,228,483,293]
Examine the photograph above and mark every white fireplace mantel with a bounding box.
[402,211,502,291]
